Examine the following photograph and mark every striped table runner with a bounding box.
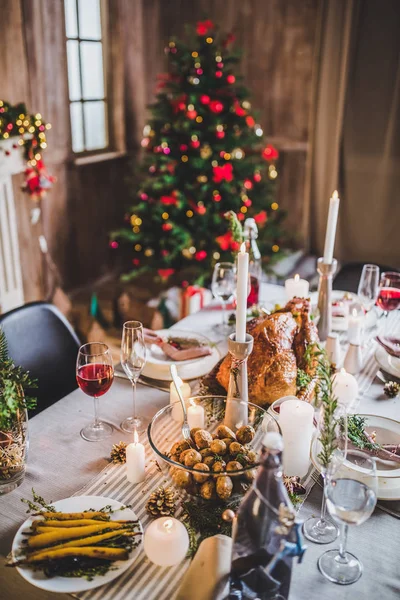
[74,335,385,600]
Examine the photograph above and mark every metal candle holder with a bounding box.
[317,257,337,342]
[224,333,254,431]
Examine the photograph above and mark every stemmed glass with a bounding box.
[377,271,400,334]
[357,264,380,313]
[211,262,236,333]
[120,321,147,433]
[303,403,347,544]
[318,449,377,584]
[76,342,114,442]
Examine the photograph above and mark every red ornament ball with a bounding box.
[180,144,188,151]
[191,140,200,149]
[187,110,197,119]
[227,75,235,84]
[244,179,253,190]
[209,100,224,114]
[140,192,148,201]
[254,210,268,225]
[200,95,210,104]
[197,205,206,215]
[244,198,252,207]
[161,249,169,257]
[215,71,223,78]
[246,116,255,127]
[235,106,246,117]
[254,173,262,182]
[216,62,224,68]
[213,193,222,202]
[237,213,245,221]
[196,68,203,75]
[132,258,140,266]
[182,280,189,288]
[109,241,119,249]
[216,131,225,139]
[195,250,207,261]
[196,19,214,35]
[262,144,279,161]
[162,223,173,231]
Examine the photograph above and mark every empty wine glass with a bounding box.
[76,342,114,442]
[303,404,347,544]
[120,321,147,433]
[357,264,379,312]
[211,262,236,333]
[318,449,377,585]
[377,271,400,334]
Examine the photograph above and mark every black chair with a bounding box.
[333,262,399,294]
[0,302,80,415]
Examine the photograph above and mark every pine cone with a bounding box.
[146,486,176,517]
[110,441,128,464]
[384,381,400,398]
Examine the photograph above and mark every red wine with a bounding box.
[77,364,114,397]
[377,287,400,311]
[247,275,260,307]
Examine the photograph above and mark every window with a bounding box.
[64,0,108,153]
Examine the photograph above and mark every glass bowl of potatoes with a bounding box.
[148,395,280,503]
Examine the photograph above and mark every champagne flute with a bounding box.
[76,342,114,442]
[211,262,236,333]
[377,271,400,334]
[120,321,147,433]
[318,449,377,584]
[357,264,380,312]
[303,404,347,544]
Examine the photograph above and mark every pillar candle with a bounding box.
[144,517,189,566]
[348,307,364,345]
[323,190,340,264]
[170,377,191,422]
[284,274,310,300]
[126,430,145,484]
[279,398,314,477]
[236,243,249,343]
[332,368,359,406]
[187,399,205,430]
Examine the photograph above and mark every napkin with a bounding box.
[143,328,212,361]
[176,534,232,600]
[376,336,400,359]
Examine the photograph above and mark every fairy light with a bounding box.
[133,226,140,233]
[189,246,196,254]
[241,206,248,213]
[213,252,220,260]
[272,244,280,252]
[196,116,203,123]
[192,51,198,58]
[188,104,195,111]
[186,210,194,217]
[162,212,169,220]
[134,244,142,251]
[206,37,213,44]
[271,202,279,210]
[181,155,188,162]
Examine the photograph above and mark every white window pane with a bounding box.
[64,0,78,38]
[67,40,82,101]
[80,42,104,100]
[70,103,84,152]
[78,0,102,39]
[83,101,107,150]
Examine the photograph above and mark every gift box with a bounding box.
[180,285,212,319]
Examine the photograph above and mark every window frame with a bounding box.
[65,0,110,157]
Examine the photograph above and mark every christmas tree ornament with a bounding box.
[384,381,400,398]
[110,441,128,464]
[146,486,176,517]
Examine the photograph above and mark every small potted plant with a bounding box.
[0,328,37,495]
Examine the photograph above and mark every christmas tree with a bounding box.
[112,20,285,285]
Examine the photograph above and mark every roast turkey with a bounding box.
[215,297,319,407]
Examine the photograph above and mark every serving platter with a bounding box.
[142,329,221,381]
[12,495,143,594]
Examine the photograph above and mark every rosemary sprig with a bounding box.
[296,368,312,391]
[347,415,381,452]
[21,488,56,513]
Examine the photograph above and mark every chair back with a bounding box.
[0,302,80,415]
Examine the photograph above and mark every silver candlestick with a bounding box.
[317,257,337,342]
[224,333,254,431]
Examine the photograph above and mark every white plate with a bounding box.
[12,495,143,594]
[142,329,220,381]
[375,346,400,379]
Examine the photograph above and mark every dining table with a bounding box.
[1,282,400,600]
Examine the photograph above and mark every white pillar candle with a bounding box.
[279,398,314,477]
[144,517,189,566]
[126,430,145,484]
[332,367,359,406]
[323,190,340,264]
[284,274,310,300]
[187,399,205,430]
[348,307,364,345]
[170,377,191,422]
[236,242,249,343]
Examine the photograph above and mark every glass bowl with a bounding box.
[147,395,280,503]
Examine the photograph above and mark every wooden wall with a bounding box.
[1,0,321,301]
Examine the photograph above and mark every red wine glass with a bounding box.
[377,272,400,333]
[76,342,114,442]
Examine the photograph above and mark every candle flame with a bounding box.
[163,519,173,532]
[294,273,300,283]
[133,430,139,444]
[332,190,339,199]
[240,242,246,253]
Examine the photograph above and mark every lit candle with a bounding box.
[144,517,189,566]
[323,190,340,264]
[236,242,249,343]
[170,377,191,422]
[284,273,310,300]
[279,398,314,477]
[348,307,364,345]
[126,430,145,484]
[332,367,359,407]
[187,398,205,430]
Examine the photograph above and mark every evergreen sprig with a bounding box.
[0,328,37,430]
[347,415,381,452]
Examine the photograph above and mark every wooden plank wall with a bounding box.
[1,0,321,301]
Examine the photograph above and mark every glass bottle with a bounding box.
[243,218,262,308]
[229,432,305,600]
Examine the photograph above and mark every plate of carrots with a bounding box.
[8,495,143,593]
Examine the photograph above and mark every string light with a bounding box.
[215,55,222,62]
[206,37,213,43]
[134,244,142,251]
[241,206,248,213]
[189,246,196,254]
[195,116,203,123]
[192,51,198,58]
[181,155,188,162]
[162,212,169,219]
[188,104,195,111]
[255,125,263,136]
[211,160,218,167]
[144,248,154,257]
[223,153,231,160]
[271,202,279,210]
[186,210,194,217]
[213,252,220,259]
[272,245,280,252]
